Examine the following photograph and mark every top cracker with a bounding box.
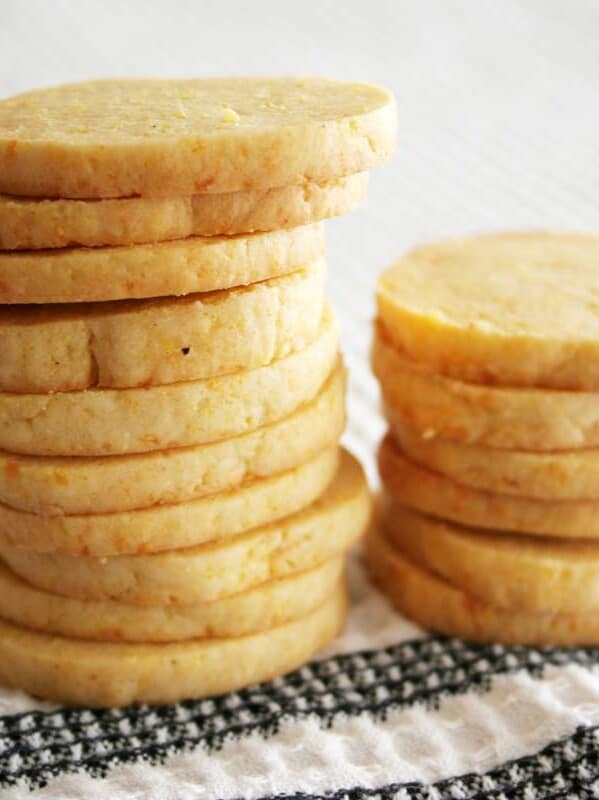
[376,231,599,391]
[0,78,396,198]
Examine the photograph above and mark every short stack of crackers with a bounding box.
[369,232,599,645]
[0,78,396,706]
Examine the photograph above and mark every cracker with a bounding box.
[366,525,599,645]
[0,260,325,392]
[395,419,599,500]
[379,434,599,539]
[0,222,323,304]
[0,306,338,456]
[0,174,366,249]
[0,449,369,603]
[0,447,339,557]
[0,583,346,706]
[0,366,344,515]
[381,501,599,613]
[377,232,599,389]
[0,557,343,642]
[0,78,395,198]
[373,330,599,451]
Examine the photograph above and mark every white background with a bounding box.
[2,0,599,476]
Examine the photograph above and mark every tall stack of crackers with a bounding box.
[369,232,599,645]
[0,78,396,706]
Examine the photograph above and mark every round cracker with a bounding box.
[0,260,325,393]
[0,582,346,707]
[0,447,339,557]
[377,231,599,390]
[366,525,599,645]
[0,305,338,456]
[0,78,395,198]
[379,434,599,540]
[0,222,323,304]
[0,174,367,250]
[0,556,343,642]
[0,366,344,515]
[395,419,599,501]
[0,449,369,603]
[373,330,599,451]
[381,501,599,613]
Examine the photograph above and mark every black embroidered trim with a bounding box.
[246,725,599,800]
[1,635,598,791]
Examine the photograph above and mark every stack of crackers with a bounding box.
[369,232,599,645]
[0,78,396,706]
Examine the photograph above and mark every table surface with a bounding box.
[2,2,599,798]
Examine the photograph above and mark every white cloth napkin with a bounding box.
[3,553,599,799]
